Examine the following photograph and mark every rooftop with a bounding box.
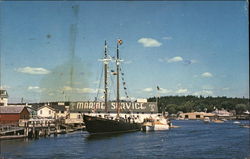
[0,106,26,114]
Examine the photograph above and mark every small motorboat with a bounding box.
[142,115,170,132]
[142,118,154,132]
[203,117,210,123]
[233,121,241,124]
[213,119,224,123]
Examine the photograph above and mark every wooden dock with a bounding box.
[0,135,27,140]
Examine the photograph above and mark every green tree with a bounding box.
[235,104,247,114]
[166,104,178,114]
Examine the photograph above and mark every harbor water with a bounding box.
[1,120,249,159]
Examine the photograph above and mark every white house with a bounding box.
[37,105,68,119]
[213,109,233,117]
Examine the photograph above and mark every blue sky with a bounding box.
[0,1,248,103]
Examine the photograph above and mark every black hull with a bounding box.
[83,115,141,134]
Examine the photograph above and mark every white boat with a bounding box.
[142,118,154,132]
[142,116,170,131]
[233,121,240,124]
[203,117,210,123]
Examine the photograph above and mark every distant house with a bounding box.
[212,109,233,117]
[26,106,37,118]
[0,106,30,124]
[37,105,67,119]
[178,112,215,120]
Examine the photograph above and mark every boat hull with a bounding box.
[142,125,154,132]
[83,115,141,134]
[154,124,169,131]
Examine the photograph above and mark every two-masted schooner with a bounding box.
[83,40,142,134]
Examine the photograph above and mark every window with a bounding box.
[78,115,81,119]
[40,110,43,114]
[49,110,51,114]
[196,115,201,119]
[61,111,64,114]
[185,115,188,118]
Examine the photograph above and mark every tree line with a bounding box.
[147,95,250,115]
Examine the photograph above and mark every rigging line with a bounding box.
[108,61,116,101]
[120,63,131,100]
[109,70,116,101]
[95,63,103,101]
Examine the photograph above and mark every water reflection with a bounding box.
[85,132,133,141]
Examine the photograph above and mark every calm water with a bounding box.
[1,120,249,159]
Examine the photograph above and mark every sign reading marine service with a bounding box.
[70,102,158,113]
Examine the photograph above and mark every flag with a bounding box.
[118,39,123,45]
[157,86,160,91]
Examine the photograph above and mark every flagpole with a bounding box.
[156,86,160,114]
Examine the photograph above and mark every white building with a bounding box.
[0,89,8,106]
[213,109,233,117]
[37,104,68,119]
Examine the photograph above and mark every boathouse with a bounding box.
[0,106,30,124]
[178,112,215,120]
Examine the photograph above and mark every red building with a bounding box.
[0,106,30,124]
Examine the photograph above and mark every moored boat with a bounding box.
[142,118,154,132]
[83,40,143,134]
[142,115,170,131]
[213,119,224,123]
[84,115,141,134]
[203,117,210,123]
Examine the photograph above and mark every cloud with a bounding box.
[193,90,214,96]
[162,36,172,40]
[27,86,43,93]
[62,86,97,94]
[76,88,97,93]
[62,86,73,91]
[175,88,188,94]
[158,88,172,94]
[202,85,214,90]
[16,67,50,75]
[0,85,10,89]
[138,38,162,47]
[142,87,153,92]
[222,87,230,91]
[159,57,197,65]
[201,72,213,78]
[167,56,183,63]
[123,60,132,64]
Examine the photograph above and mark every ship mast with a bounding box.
[116,40,121,118]
[104,41,108,113]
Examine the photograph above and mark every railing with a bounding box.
[19,119,56,127]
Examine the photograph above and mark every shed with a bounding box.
[0,106,30,124]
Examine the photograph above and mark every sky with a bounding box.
[0,1,249,103]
